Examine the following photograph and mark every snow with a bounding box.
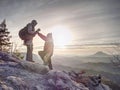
[0,51,111,90]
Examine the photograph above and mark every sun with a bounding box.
[50,25,72,47]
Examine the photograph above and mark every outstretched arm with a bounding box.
[32,29,40,36]
[27,23,40,35]
[27,24,35,34]
[38,32,47,41]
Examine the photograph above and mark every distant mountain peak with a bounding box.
[95,51,108,55]
[92,51,110,57]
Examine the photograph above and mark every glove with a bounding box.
[37,28,41,32]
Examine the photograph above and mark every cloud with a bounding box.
[0,0,120,46]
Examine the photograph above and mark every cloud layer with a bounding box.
[0,0,120,45]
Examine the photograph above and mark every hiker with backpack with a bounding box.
[38,32,54,70]
[19,20,40,62]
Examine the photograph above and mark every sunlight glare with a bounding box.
[50,25,72,47]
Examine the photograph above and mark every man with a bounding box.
[38,32,54,70]
[19,20,40,62]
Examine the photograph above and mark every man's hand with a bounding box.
[37,28,41,32]
[36,28,41,33]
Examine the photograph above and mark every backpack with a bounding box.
[18,24,35,40]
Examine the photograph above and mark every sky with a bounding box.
[0,0,120,54]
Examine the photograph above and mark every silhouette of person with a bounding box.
[38,32,54,70]
[19,20,40,62]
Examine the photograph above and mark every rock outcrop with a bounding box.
[0,51,111,90]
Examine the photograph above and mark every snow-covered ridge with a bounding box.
[0,51,111,90]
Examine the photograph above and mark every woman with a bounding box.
[38,32,54,70]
